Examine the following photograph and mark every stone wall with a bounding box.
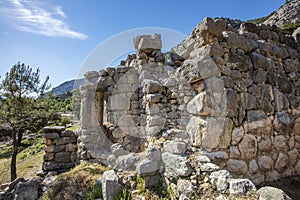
[78,17,300,185]
[172,17,300,185]
[42,126,77,174]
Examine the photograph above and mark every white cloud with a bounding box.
[0,0,88,39]
[54,6,66,18]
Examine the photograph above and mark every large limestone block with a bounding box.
[113,153,140,171]
[136,159,160,175]
[258,155,273,171]
[228,178,256,195]
[162,152,192,177]
[102,170,123,200]
[275,153,289,172]
[257,186,292,200]
[186,116,203,147]
[293,118,300,135]
[238,134,257,160]
[195,17,226,40]
[177,179,194,198]
[231,126,244,145]
[201,163,220,172]
[108,93,130,111]
[273,112,295,134]
[246,110,272,134]
[227,159,248,175]
[273,87,290,111]
[187,92,211,115]
[13,179,39,200]
[163,141,187,155]
[133,34,162,50]
[80,89,99,129]
[210,170,232,192]
[202,117,232,149]
[223,31,258,53]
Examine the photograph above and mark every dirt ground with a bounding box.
[259,176,300,200]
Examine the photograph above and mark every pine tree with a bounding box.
[0,62,53,181]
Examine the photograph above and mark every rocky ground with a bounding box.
[259,176,300,200]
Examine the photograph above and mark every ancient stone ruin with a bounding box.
[34,16,300,199]
[77,16,300,188]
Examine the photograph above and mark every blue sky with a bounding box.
[0,0,284,88]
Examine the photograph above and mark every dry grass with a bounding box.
[0,137,45,184]
[41,163,108,200]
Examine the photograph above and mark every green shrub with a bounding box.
[114,190,131,200]
[281,23,300,35]
[86,184,102,200]
[59,117,71,127]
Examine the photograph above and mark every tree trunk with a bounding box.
[11,128,18,182]
[17,131,23,146]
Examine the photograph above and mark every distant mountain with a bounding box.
[50,78,86,96]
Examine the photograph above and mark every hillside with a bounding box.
[263,0,300,26]
[50,78,86,96]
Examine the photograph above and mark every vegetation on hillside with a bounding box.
[247,11,276,24]
[0,136,45,183]
[281,23,300,35]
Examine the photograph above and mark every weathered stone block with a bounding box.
[187,92,211,116]
[275,153,288,172]
[164,141,187,155]
[44,153,54,161]
[143,79,164,94]
[55,152,71,163]
[228,179,256,195]
[250,52,269,70]
[146,147,161,161]
[61,130,75,137]
[133,34,162,51]
[257,186,292,200]
[230,146,241,159]
[210,170,232,192]
[44,145,65,153]
[102,170,123,200]
[288,148,298,165]
[201,163,220,172]
[54,137,77,145]
[43,126,65,133]
[186,116,203,147]
[162,152,192,177]
[177,179,194,197]
[227,159,248,175]
[274,135,288,151]
[113,153,139,171]
[273,112,295,134]
[231,126,244,145]
[238,134,257,160]
[258,135,272,152]
[136,159,159,175]
[249,160,259,174]
[65,144,76,152]
[258,155,273,171]
[43,132,60,139]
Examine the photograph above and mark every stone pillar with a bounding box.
[80,84,99,129]
[96,90,104,126]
